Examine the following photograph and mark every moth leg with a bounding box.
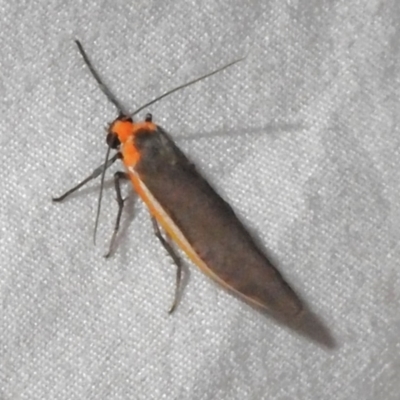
[52,152,121,202]
[104,171,129,258]
[151,216,183,314]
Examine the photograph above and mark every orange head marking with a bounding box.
[107,115,157,168]
[108,116,134,146]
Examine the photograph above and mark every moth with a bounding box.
[53,40,303,320]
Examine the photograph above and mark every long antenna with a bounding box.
[93,145,112,244]
[130,57,245,117]
[75,40,126,244]
[75,40,128,116]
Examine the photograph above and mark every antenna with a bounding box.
[75,40,128,116]
[130,57,245,117]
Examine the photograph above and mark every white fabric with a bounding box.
[1,1,399,399]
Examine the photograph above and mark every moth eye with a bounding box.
[145,113,152,122]
[106,132,120,149]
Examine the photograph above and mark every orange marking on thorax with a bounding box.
[110,119,156,168]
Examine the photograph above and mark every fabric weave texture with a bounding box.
[0,1,399,399]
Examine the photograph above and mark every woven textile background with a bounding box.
[1,1,399,399]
